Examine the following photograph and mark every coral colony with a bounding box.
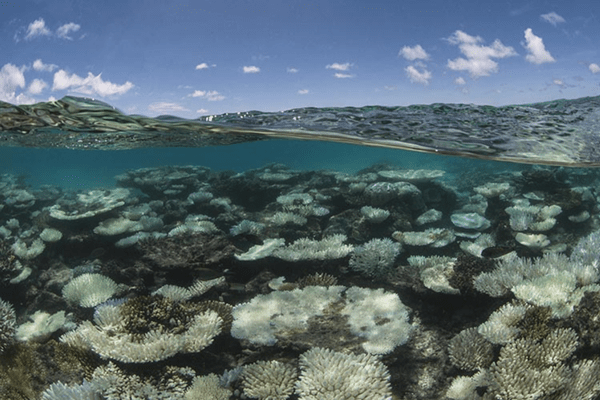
[2,161,600,399]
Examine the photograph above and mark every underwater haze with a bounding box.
[1,1,600,399]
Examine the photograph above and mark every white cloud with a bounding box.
[540,12,565,26]
[523,28,555,64]
[399,45,429,61]
[52,70,134,97]
[33,59,57,72]
[191,90,225,101]
[28,78,47,94]
[446,30,517,77]
[148,102,189,114]
[0,63,26,102]
[405,65,431,85]
[25,18,51,40]
[287,67,299,73]
[553,79,566,88]
[455,77,466,85]
[196,108,209,114]
[298,89,309,94]
[334,73,354,78]
[326,62,352,71]
[589,63,600,74]
[56,22,80,40]
[195,63,209,70]
[243,66,260,73]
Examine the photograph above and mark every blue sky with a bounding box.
[1,0,599,118]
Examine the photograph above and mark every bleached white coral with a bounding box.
[185,373,231,400]
[360,206,390,223]
[241,360,298,400]
[62,273,119,307]
[477,303,527,345]
[267,212,307,226]
[93,217,140,236]
[341,286,413,354]
[61,303,222,363]
[50,188,130,220]
[15,310,66,342]
[512,271,576,318]
[474,242,600,316]
[230,220,265,236]
[348,238,400,278]
[41,381,100,400]
[448,328,494,371]
[39,228,63,242]
[473,182,510,198]
[231,286,346,346]
[231,285,412,353]
[0,298,16,353]
[273,234,353,261]
[11,238,45,260]
[235,238,286,261]
[152,277,225,302]
[446,371,489,400]
[296,347,392,400]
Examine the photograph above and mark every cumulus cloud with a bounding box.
[287,67,299,73]
[191,90,225,101]
[196,108,209,114]
[298,89,309,94]
[523,28,555,64]
[195,63,209,70]
[455,77,466,85]
[326,62,352,71]
[52,70,134,97]
[28,79,47,94]
[56,22,80,40]
[540,12,565,26]
[334,73,354,78]
[0,63,26,102]
[33,59,57,72]
[243,66,260,73]
[25,18,51,40]
[589,63,600,74]
[446,30,517,78]
[148,102,189,114]
[405,65,431,85]
[399,45,429,61]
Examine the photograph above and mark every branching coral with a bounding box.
[295,347,392,400]
[60,296,222,363]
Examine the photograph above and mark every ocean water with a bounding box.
[1,96,600,399]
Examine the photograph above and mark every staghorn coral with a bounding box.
[62,273,120,308]
[0,298,16,353]
[151,276,225,302]
[272,234,353,261]
[448,327,494,371]
[185,373,231,400]
[488,329,578,399]
[295,347,392,400]
[60,295,222,363]
[241,360,298,400]
[348,237,401,278]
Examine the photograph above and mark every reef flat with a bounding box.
[2,160,600,399]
